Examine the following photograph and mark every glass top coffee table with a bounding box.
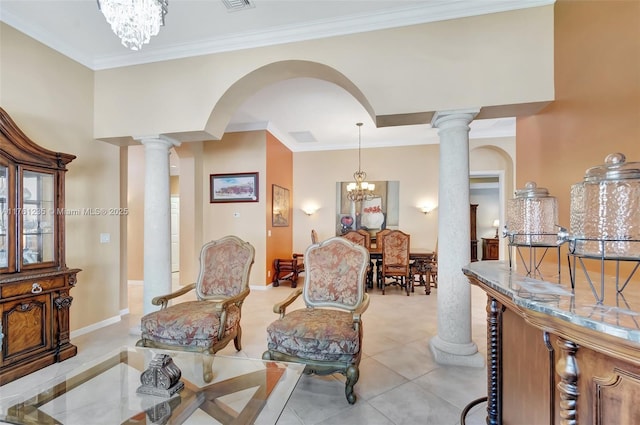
[0,346,304,425]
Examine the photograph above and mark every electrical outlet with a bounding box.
[100,233,110,244]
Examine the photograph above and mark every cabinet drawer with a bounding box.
[1,277,65,299]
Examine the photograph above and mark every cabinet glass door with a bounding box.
[0,165,7,268]
[22,170,55,266]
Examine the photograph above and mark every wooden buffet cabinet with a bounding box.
[482,238,499,260]
[0,108,80,385]
[464,261,640,424]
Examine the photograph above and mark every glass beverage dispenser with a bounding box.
[570,153,640,259]
[506,181,558,246]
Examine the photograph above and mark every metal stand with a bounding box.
[567,238,640,303]
[506,232,564,282]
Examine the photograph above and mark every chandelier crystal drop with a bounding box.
[346,123,375,202]
[97,0,168,51]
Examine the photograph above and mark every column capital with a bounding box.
[431,108,480,130]
[139,136,181,150]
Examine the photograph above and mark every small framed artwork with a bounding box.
[210,172,259,203]
[272,184,290,227]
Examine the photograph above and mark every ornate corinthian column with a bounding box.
[429,109,484,367]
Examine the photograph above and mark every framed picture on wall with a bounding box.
[272,184,290,227]
[210,172,259,203]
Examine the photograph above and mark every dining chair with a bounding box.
[380,230,411,295]
[373,228,391,286]
[262,237,370,404]
[341,229,371,249]
[341,229,373,288]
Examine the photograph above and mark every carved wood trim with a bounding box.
[543,331,556,425]
[557,337,579,425]
[486,296,505,425]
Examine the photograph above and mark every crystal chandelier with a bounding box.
[346,123,375,202]
[97,0,168,51]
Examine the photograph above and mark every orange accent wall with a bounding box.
[516,0,640,274]
[265,132,294,283]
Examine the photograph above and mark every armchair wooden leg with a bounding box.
[234,327,242,351]
[345,364,359,405]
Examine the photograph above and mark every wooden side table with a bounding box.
[272,254,304,287]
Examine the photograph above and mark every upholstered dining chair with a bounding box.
[263,237,370,404]
[137,235,255,355]
[380,230,411,295]
[341,229,371,249]
[341,229,373,288]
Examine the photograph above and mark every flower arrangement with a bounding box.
[363,205,382,214]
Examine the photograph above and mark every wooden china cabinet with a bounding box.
[0,108,80,385]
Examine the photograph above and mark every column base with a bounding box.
[430,335,485,367]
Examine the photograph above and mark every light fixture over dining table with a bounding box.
[346,123,375,202]
[97,0,169,51]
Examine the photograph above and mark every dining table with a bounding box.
[367,246,435,294]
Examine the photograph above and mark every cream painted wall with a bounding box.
[93,6,554,139]
[0,24,122,331]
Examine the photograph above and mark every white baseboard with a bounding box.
[250,284,272,291]
[71,314,122,338]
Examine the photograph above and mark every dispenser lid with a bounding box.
[514,181,551,198]
[584,153,640,182]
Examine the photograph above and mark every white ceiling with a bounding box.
[0,0,551,150]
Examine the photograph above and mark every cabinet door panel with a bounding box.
[1,294,50,363]
[21,169,56,268]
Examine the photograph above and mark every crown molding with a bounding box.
[1,1,554,70]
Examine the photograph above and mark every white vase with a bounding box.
[361,211,384,229]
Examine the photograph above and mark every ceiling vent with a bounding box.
[222,0,255,12]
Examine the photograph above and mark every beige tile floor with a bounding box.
[1,276,490,425]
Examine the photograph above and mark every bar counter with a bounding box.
[463,260,640,425]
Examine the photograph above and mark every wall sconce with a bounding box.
[419,204,435,215]
[301,206,319,216]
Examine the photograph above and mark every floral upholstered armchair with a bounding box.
[137,235,255,355]
[263,237,370,404]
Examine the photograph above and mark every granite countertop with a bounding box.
[463,261,640,344]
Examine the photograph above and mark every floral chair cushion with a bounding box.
[141,301,240,349]
[304,239,368,308]
[198,238,254,298]
[266,308,360,362]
